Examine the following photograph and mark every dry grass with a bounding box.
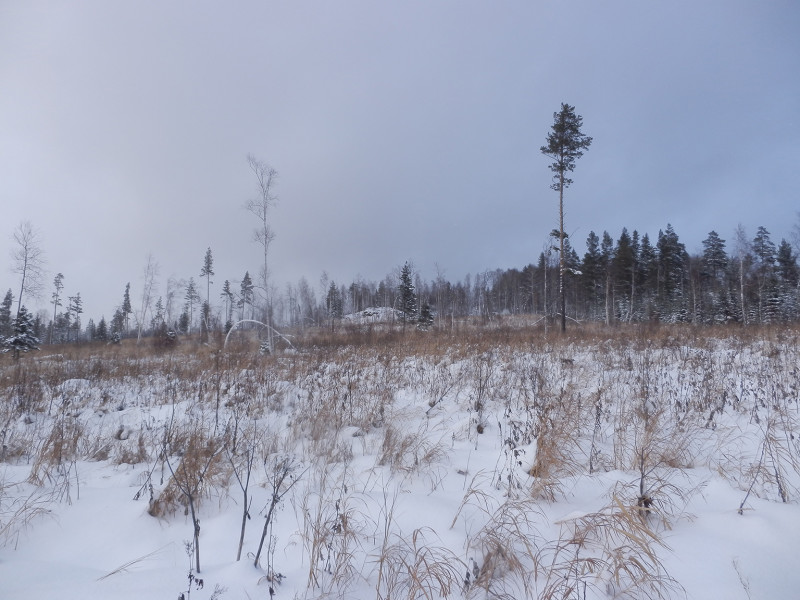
[452,473,543,599]
[2,322,800,596]
[0,481,53,549]
[297,464,366,596]
[539,497,685,600]
[377,527,465,600]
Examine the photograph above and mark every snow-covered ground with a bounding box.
[1,329,799,599]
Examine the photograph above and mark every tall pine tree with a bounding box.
[541,103,592,332]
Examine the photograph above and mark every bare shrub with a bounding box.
[148,427,227,519]
[253,455,302,577]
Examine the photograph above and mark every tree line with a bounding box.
[3,219,799,353]
[4,106,799,351]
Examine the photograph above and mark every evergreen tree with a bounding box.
[32,311,43,342]
[110,308,125,336]
[701,231,728,281]
[0,289,12,339]
[178,308,190,334]
[752,226,777,322]
[656,224,687,320]
[239,272,254,321]
[54,310,71,343]
[2,305,40,359]
[96,316,108,342]
[86,318,96,341]
[540,102,592,332]
[732,225,753,324]
[700,231,729,323]
[752,226,776,267]
[50,273,64,344]
[200,247,214,306]
[151,297,165,330]
[398,262,418,331]
[776,239,799,288]
[417,302,434,330]
[68,293,83,342]
[600,231,614,325]
[776,239,799,320]
[581,232,603,319]
[184,278,200,333]
[220,280,234,330]
[325,281,343,330]
[122,283,132,335]
[612,228,636,321]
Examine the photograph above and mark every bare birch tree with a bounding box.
[135,254,159,342]
[245,154,278,347]
[10,221,46,318]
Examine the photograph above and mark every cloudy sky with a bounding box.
[2,1,799,321]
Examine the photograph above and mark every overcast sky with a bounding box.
[2,1,799,321]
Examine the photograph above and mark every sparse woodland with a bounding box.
[4,219,800,355]
[1,321,799,598]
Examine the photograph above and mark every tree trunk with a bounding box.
[559,178,566,333]
[188,495,201,573]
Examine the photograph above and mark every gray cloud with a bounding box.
[1,0,798,320]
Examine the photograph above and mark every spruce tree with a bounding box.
[701,231,728,281]
[50,273,64,344]
[239,272,254,321]
[184,278,200,333]
[600,231,615,325]
[110,308,125,337]
[0,289,12,339]
[86,319,96,341]
[2,305,40,359]
[581,232,603,319]
[96,316,108,342]
[776,239,798,287]
[701,231,729,323]
[417,302,434,330]
[398,262,417,331]
[752,226,777,322]
[776,239,799,320]
[612,228,636,321]
[656,224,687,320]
[122,283,132,336]
[326,281,342,330]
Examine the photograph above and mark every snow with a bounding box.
[342,306,404,325]
[1,331,799,599]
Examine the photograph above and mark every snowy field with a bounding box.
[1,325,799,599]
